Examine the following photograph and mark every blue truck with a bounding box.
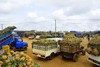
[70,31,86,38]
[0,26,28,51]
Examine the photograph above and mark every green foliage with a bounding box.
[40,35,52,38]
[32,39,56,45]
[32,62,40,67]
[89,35,100,45]
[60,34,82,45]
[0,26,16,36]
[24,32,35,37]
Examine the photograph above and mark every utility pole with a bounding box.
[55,19,56,37]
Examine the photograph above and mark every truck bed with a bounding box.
[0,30,14,47]
[60,44,80,53]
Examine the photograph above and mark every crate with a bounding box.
[2,45,10,52]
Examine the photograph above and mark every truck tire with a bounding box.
[62,55,66,59]
[47,53,54,60]
[23,46,27,50]
[73,54,79,62]
[0,47,2,49]
[12,47,16,51]
[82,50,86,55]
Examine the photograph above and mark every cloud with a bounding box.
[89,9,100,20]
[26,12,49,23]
[27,12,38,18]
[0,0,100,31]
[49,0,93,15]
[52,9,87,21]
[51,7,100,31]
[52,9,67,20]
[0,0,32,13]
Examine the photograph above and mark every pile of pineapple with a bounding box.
[60,33,82,45]
[0,26,16,35]
[89,35,100,45]
[32,39,56,45]
[86,35,100,56]
[0,50,40,67]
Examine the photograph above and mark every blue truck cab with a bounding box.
[10,36,28,50]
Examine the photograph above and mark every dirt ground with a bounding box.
[23,37,98,67]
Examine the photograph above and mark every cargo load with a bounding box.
[86,35,100,66]
[60,34,82,45]
[0,26,28,51]
[86,35,100,56]
[32,38,61,59]
[59,34,85,62]
[0,26,16,36]
[32,39,57,45]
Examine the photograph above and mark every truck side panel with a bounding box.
[88,54,100,66]
[45,48,60,57]
[33,48,59,58]
[60,44,80,53]
[0,33,14,47]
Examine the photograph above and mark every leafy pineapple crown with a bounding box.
[0,26,16,35]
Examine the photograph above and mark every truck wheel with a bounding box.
[23,46,27,50]
[62,55,66,59]
[82,50,86,55]
[47,53,54,60]
[12,47,16,51]
[0,47,2,49]
[73,54,79,62]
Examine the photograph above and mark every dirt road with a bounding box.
[23,37,98,67]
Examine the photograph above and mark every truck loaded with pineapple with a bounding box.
[59,34,85,62]
[86,35,100,66]
[32,38,62,60]
[0,26,28,51]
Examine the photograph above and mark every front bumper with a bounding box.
[33,53,46,59]
[88,58,100,66]
[87,54,100,66]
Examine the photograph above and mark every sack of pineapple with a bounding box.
[63,33,75,39]
[86,47,100,56]
[32,39,56,45]
[60,35,82,45]
[86,35,100,56]
[0,50,40,67]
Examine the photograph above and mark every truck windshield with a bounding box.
[18,38,23,42]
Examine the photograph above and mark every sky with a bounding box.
[0,0,100,31]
